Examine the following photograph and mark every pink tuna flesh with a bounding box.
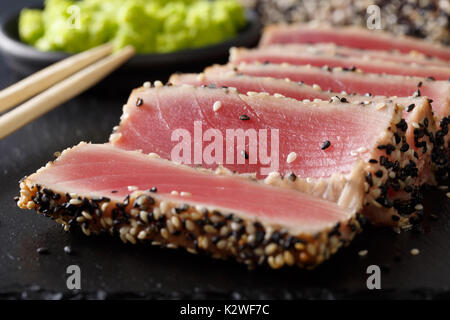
[25,143,356,234]
[259,24,450,61]
[209,63,450,121]
[230,47,450,80]
[261,44,449,68]
[112,85,399,179]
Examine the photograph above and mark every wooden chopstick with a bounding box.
[0,45,135,139]
[0,43,113,114]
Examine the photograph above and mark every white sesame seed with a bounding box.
[446,192,450,198]
[154,80,163,88]
[358,249,368,257]
[357,147,368,153]
[148,152,160,158]
[143,81,151,88]
[139,211,148,223]
[125,234,136,244]
[160,228,169,239]
[330,96,340,103]
[286,152,297,163]
[213,101,222,112]
[196,73,206,81]
[180,191,191,197]
[154,207,162,219]
[265,243,278,255]
[312,84,322,91]
[216,240,227,250]
[376,103,386,110]
[109,133,122,143]
[410,248,420,256]
[81,211,93,220]
[283,251,295,266]
[204,225,217,234]
[415,204,424,210]
[171,216,181,229]
[412,122,420,129]
[306,243,317,256]
[137,230,147,240]
[246,91,258,96]
[171,191,179,196]
[69,199,82,206]
[127,185,138,191]
[274,93,285,98]
[185,219,196,231]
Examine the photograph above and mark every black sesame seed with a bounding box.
[375,170,383,178]
[241,150,249,159]
[36,247,49,255]
[340,97,348,103]
[426,76,435,81]
[239,114,250,121]
[369,159,378,164]
[136,98,143,107]
[111,190,117,193]
[406,104,415,112]
[391,215,400,222]
[400,143,409,152]
[321,140,331,150]
[394,133,401,144]
[417,81,422,87]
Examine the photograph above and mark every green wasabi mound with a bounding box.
[18,0,247,54]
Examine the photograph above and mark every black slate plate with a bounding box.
[0,7,260,76]
[1,1,450,301]
[1,68,450,299]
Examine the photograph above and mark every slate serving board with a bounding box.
[1,0,450,300]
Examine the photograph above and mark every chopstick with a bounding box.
[0,43,113,114]
[0,45,135,140]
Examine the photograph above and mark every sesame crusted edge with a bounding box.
[17,182,365,270]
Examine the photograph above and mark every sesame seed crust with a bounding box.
[17,179,362,270]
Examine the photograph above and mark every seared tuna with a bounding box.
[17,142,365,269]
[208,63,449,128]
[229,47,450,80]
[110,84,423,226]
[259,24,450,61]
[169,71,437,187]
[259,44,449,68]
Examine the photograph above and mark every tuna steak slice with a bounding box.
[169,72,437,188]
[17,142,365,269]
[207,64,450,182]
[259,24,450,61]
[229,47,450,80]
[258,44,449,68]
[110,84,421,226]
[208,63,449,128]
